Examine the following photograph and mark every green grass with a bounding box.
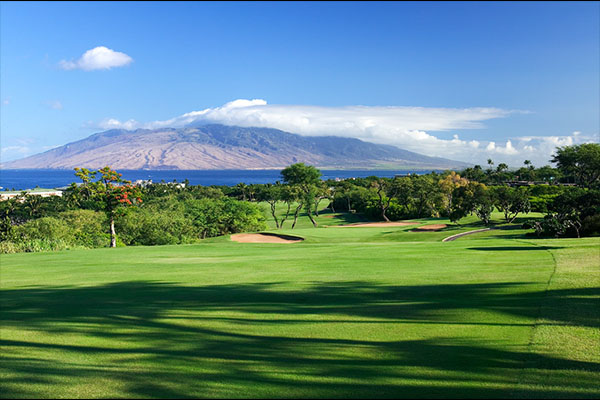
[1,208,598,398]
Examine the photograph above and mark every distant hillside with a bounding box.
[1,124,470,170]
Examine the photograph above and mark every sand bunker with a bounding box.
[230,233,304,243]
[335,222,418,228]
[412,224,447,231]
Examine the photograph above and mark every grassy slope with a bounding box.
[1,208,598,398]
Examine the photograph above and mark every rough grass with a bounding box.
[1,208,598,398]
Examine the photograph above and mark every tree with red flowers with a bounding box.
[74,166,142,247]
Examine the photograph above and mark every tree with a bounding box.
[535,165,561,183]
[410,175,443,218]
[551,143,600,188]
[312,182,330,217]
[338,180,358,212]
[544,187,600,238]
[448,182,490,224]
[234,183,249,201]
[496,163,509,173]
[492,186,531,223]
[370,178,400,222]
[23,194,43,218]
[74,167,142,247]
[278,185,296,229]
[460,164,487,183]
[280,163,322,188]
[256,183,283,229]
[438,171,469,216]
[281,163,322,227]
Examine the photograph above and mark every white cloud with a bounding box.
[60,46,133,71]
[99,118,139,130]
[95,99,597,167]
[2,98,9,105]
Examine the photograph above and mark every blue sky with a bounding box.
[1,1,598,166]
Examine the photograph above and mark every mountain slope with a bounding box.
[2,124,469,170]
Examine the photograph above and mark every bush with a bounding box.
[527,214,581,238]
[60,209,109,248]
[363,199,407,221]
[581,214,600,237]
[0,241,19,254]
[11,217,73,243]
[1,211,111,253]
[185,197,267,239]
[116,207,195,246]
[0,238,71,253]
[529,194,560,213]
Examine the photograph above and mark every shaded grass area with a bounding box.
[1,209,598,398]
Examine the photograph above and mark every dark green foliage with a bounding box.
[449,183,487,223]
[528,214,580,238]
[581,214,600,236]
[3,144,597,253]
[332,184,374,214]
[551,143,600,188]
[116,197,267,245]
[1,210,111,252]
[280,163,322,187]
[526,188,600,238]
[281,163,323,227]
[116,207,194,246]
[185,197,267,239]
[60,210,109,248]
[492,186,531,223]
[11,216,71,243]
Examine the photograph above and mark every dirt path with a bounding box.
[442,228,492,242]
[230,233,304,243]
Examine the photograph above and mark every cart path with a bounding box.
[442,228,493,242]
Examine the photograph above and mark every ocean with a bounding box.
[0,169,442,191]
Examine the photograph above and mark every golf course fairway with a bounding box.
[1,212,599,398]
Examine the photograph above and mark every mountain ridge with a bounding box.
[2,124,470,170]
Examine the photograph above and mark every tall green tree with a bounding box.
[551,143,600,188]
[256,183,283,229]
[492,186,531,223]
[370,178,401,222]
[74,167,143,247]
[281,163,322,227]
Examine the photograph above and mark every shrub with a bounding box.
[581,214,600,237]
[59,209,109,248]
[11,217,73,243]
[0,241,19,254]
[527,214,582,238]
[116,207,195,246]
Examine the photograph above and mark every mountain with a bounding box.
[1,124,469,170]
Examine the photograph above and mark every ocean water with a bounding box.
[0,169,441,191]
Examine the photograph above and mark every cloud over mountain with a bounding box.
[97,99,596,166]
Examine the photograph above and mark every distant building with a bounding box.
[134,179,153,187]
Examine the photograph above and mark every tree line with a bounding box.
[1,143,598,253]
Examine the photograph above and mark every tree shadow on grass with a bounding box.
[1,281,599,398]
[468,246,564,251]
